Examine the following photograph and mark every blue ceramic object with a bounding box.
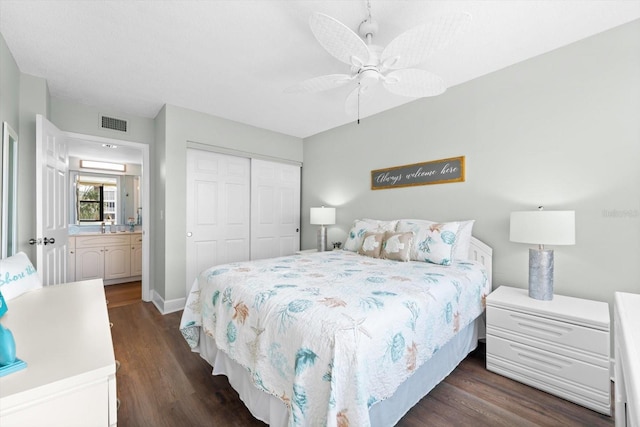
[0,291,7,317]
[0,323,16,366]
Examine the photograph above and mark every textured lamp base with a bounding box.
[529,249,554,300]
[316,225,328,252]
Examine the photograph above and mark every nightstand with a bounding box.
[486,286,610,415]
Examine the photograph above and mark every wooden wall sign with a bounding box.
[371,156,465,190]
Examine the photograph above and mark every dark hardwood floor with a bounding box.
[106,294,614,426]
[105,281,142,308]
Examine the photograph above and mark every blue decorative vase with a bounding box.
[0,324,16,366]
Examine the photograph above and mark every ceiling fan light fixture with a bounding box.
[359,68,380,88]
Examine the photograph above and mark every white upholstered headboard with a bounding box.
[468,236,493,287]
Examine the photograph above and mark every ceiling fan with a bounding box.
[285,4,472,115]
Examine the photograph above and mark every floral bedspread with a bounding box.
[180,250,490,427]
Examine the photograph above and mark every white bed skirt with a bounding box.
[195,317,480,426]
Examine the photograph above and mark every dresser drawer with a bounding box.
[487,306,609,362]
[487,335,611,414]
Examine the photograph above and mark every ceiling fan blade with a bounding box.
[284,74,354,94]
[382,69,446,98]
[380,12,472,70]
[344,84,376,114]
[309,12,370,67]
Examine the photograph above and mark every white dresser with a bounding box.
[614,292,640,426]
[486,286,610,415]
[0,279,117,426]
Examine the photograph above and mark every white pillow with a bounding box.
[452,220,475,260]
[0,252,42,301]
[404,221,459,265]
[396,219,475,261]
[343,219,398,252]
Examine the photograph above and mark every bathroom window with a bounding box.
[77,175,118,223]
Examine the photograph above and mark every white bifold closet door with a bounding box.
[185,149,300,296]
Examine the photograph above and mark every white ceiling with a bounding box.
[1,0,640,141]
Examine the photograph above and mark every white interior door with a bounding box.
[251,159,300,260]
[36,115,69,285]
[186,149,250,296]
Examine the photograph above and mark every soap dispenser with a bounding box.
[101,222,106,234]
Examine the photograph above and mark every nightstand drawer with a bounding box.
[487,335,611,413]
[487,306,609,362]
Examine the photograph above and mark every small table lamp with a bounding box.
[510,208,575,300]
[310,206,335,252]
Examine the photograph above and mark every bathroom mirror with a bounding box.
[69,170,141,227]
[1,122,18,258]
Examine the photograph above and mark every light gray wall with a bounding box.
[153,106,166,300]
[50,97,155,144]
[0,32,21,256]
[1,32,50,262]
[0,33,19,131]
[156,104,303,301]
[302,19,640,313]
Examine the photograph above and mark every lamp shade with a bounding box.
[510,210,575,245]
[310,207,335,225]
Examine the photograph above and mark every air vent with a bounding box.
[100,115,128,132]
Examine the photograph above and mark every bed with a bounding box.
[180,219,492,426]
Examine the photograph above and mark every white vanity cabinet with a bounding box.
[130,233,143,277]
[73,233,142,284]
[68,236,76,281]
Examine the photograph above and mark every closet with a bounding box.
[185,149,300,295]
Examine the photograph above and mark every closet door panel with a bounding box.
[186,150,250,296]
[251,159,301,260]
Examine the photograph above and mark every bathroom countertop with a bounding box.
[69,231,142,236]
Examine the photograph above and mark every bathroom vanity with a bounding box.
[68,232,142,284]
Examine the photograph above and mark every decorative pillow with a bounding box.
[343,219,398,252]
[452,220,475,260]
[397,219,475,261]
[358,231,385,258]
[0,252,42,301]
[396,220,461,265]
[381,231,413,262]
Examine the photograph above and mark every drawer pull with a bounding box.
[512,314,572,337]
[511,343,571,370]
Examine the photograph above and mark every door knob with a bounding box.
[187,232,193,237]
[43,237,55,245]
[29,238,40,245]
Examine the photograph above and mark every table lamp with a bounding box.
[310,206,335,252]
[510,208,575,300]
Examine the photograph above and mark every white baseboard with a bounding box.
[151,290,185,314]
